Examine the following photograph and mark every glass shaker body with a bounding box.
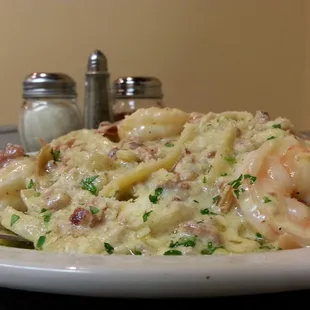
[18,97,83,153]
[112,97,164,121]
[111,76,165,122]
[19,72,82,153]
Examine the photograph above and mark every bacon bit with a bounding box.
[97,122,120,142]
[129,141,142,149]
[219,186,237,213]
[54,138,77,153]
[69,207,91,226]
[0,143,25,168]
[173,196,182,201]
[178,182,190,190]
[179,220,222,244]
[185,148,191,155]
[108,147,119,159]
[207,151,216,158]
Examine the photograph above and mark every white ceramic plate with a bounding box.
[0,246,310,298]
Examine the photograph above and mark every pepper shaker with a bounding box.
[18,72,83,153]
[111,76,164,121]
[83,49,113,129]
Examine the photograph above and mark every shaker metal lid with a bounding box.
[23,72,77,98]
[112,76,163,98]
[87,49,108,73]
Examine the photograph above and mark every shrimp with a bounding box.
[226,135,310,249]
[117,107,189,141]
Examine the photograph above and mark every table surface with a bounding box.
[0,126,310,304]
[0,287,310,308]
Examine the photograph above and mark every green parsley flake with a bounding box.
[104,242,114,254]
[34,192,41,197]
[143,210,153,222]
[267,136,276,140]
[169,236,196,248]
[244,174,257,184]
[163,249,182,256]
[132,248,142,255]
[201,241,222,255]
[193,200,199,204]
[43,213,52,223]
[221,173,228,176]
[90,206,99,214]
[81,175,99,195]
[165,142,174,147]
[51,148,61,162]
[10,214,20,226]
[256,232,264,241]
[212,195,220,204]
[224,156,236,164]
[263,196,272,203]
[40,208,48,213]
[27,179,34,189]
[200,208,217,215]
[202,176,206,183]
[149,187,163,204]
[36,236,46,250]
[272,124,281,129]
[228,174,256,198]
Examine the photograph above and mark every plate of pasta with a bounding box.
[1,107,310,297]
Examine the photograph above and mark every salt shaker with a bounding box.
[111,76,164,121]
[18,72,83,152]
[83,49,113,129]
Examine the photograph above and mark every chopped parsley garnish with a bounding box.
[263,196,272,203]
[51,148,61,162]
[228,174,243,188]
[256,232,264,241]
[193,200,199,203]
[202,176,206,183]
[200,208,217,215]
[90,206,99,214]
[132,248,142,255]
[142,210,153,222]
[272,124,281,129]
[27,179,34,189]
[201,241,222,255]
[267,136,276,140]
[149,187,163,204]
[163,249,183,256]
[221,173,228,176]
[224,156,236,164]
[169,236,197,248]
[165,142,174,147]
[243,174,257,184]
[81,175,99,195]
[43,213,52,223]
[40,208,48,213]
[10,214,20,226]
[228,174,256,198]
[34,192,41,197]
[104,242,114,254]
[212,195,220,204]
[36,236,46,250]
